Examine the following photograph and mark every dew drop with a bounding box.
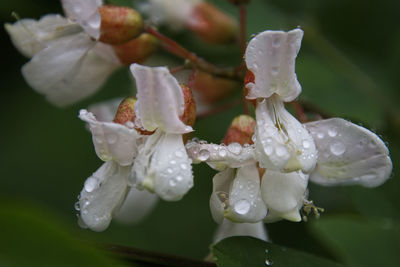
[84,177,98,193]
[88,17,101,29]
[330,141,346,156]
[175,150,184,158]
[273,37,281,47]
[106,134,118,144]
[180,163,187,170]
[328,128,337,137]
[95,136,104,144]
[234,199,251,215]
[176,175,183,181]
[74,201,80,211]
[275,146,288,157]
[265,259,274,266]
[317,132,324,139]
[302,139,311,149]
[265,145,274,156]
[198,149,210,161]
[228,142,242,155]
[219,148,227,157]
[125,121,134,128]
[170,160,177,165]
[166,168,173,174]
[169,180,176,187]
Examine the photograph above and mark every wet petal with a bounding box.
[305,118,392,187]
[133,129,193,201]
[210,168,235,224]
[245,29,303,101]
[213,219,268,244]
[22,33,119,106]
[5,14,79,58]
[79,109,141,166]
[255,98,317,173]
[261,170,308,222]
[185,141,256,170]
[61,0,102,39]
[130,64,192,134]
[114,187,158,224]
[226,164,268,223]
[87,98,123,122]
[79,161,130,232]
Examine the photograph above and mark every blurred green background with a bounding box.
[0,0,399,266]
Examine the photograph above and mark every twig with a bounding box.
[197,98,242,120]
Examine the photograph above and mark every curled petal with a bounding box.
[255,97,317,173]
[210,168,235,224]
[213,219,268,244]
[5,14,80,58]
[61,0,103,39]
[21,33,119,106]
[87,98,123,123]
[133,129,193,201]
[79,161,130,232]
[131,64,192,134]
[261,170,308,222]
[79,109,141,166]
[245,29,303,101]
[114,187,158,224]
[305,118,392,187]
[185,141,256,170]
[226,164,268,223]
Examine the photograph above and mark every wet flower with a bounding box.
[130,64,195,201]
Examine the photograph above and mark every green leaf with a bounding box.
[310,215,400,267]
[212,236,342,267]
[0,199,125,267]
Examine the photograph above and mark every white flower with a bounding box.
[5,0,120,106]
[213,219,268,244]
[130,64,194,201]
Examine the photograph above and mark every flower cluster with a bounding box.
[5,0,393,240]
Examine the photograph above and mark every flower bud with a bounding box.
[113,33,159,65]
[193,71,237,103]
[99,5,144,45]
[180,84,197,143]
[113,97,153,135]
[223,115,255,146]
[187,2,238,44]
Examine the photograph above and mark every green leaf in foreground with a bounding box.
[310,215,400,267]
[212,236,342,267]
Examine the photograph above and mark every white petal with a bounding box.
[5,14,79,58]
[114,187,158,224]
[130,64,192,134]
[87,98,123,123]
[255,98,317,173]
[210,168,236,224]
[133,129,193,201]
[305,118,392,187]
[185,141,256,170]
[213,219,268,244]
[79,109,141,166]
[61,0,102,39]
[245,29,303,101]
[226,164,268,223]
[79,161,130,232]
[22,33,119,106]
[261,170,308,222]
[147,0,201,31]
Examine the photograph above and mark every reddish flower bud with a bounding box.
[193,71,237,103]
[223,115,255,146]
[244,70,256,107]
[99,5,144,45]
[187,2,238,44]
[180,84,197,143]
[113,97,154,135]
[113,33,159,65]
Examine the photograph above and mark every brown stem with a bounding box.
[290,101,308,123]
[239,4,247,56]
[145,26,242,81]
[103,243,216,267]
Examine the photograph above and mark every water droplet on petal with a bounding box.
[74,201,80,211]
[330,141,346,156]
[106,134,118,144]
[95,136,104,144]
[265,259,274,266]
[175,150,184,158]
[180,163,187,170]
[317,132,324,139]
[228,142,242,155]
[198,149,210,161]
[302,139,311,149]
[219,148,227,157]
[275,145,288,158]
[176,175,183,181]
[84,177,98,193]
[166,168,173,174]
[328,128,337,137]
[234,199,250,215]
[169,180,176,187]
[265,145,274,156]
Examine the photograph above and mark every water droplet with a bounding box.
[328,128,337,137]
[317,132,324,139]
[106,134,117,144]
[265,145,273,156]
[234,199,250,215]
[198,149,210,161]
[368,141,377,148]
[79,109,87,116]
[180,163,187,170]
[88,17,101,29]
[273,37,281,47]
[166,168,173,174]
[228,142,242,155]
[175,150,184,158]
[184,126,193,132]
[94,136,104,144]
[74,201,80,211]
[265,259,274,266]
[169,180,176,187]
[176,175,183,181]
[125,121,134,128]
[252,134,257,142]
[266,137,272,143]
[265,249,269,253]
[275,146,288,157]
[84,177,98,192]
[302,139,311,149]
[219,148,227,157]
[170,160,176,165]
[330,141,346,156]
